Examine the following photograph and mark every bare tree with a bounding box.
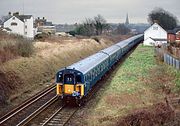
[114,24,130,35]
[74,15,109,36]
[94,14,109,35]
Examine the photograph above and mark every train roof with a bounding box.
[116,39,129,48]
[57,34,144,75]
[100,45,120,56]
[116,34,144,48]
[67,52,108,74]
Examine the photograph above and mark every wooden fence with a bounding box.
[164,53,180,70]
[155,45,180,70]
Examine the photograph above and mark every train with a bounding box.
[56,34,144,106]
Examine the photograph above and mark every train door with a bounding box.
[63,74,75,94]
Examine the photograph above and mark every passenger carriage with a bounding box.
[56,34,144,105]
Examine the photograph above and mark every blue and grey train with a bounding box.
[56,34,144,105]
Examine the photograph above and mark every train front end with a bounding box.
[56,69,85,104]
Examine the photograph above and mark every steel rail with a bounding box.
[41,104,66,126]
[62,109,78,126]
[0,84,56,124]
[17,95,58,126]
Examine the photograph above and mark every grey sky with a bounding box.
[0,0,179,24]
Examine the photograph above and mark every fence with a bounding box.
[155,45,180,70]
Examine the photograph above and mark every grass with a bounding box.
[74,44,180,126]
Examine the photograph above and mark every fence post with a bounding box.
[176,59,180,70]
[173,57,176,68]
[164,54,166,63]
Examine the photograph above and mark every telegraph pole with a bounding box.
[23,0,24,14]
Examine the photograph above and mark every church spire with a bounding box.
[125,13,129,25]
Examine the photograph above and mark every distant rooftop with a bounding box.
[2,12,32,23]
[16,15,32,22]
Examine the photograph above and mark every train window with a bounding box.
[64,74,74,84]
[76,75,82,83]
[88,73,90,80]
[85,75,87,81]
[90,72,92,80]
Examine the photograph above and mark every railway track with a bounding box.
[0,84,57,126]
[38,104,78,126]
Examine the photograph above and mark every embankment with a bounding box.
[0,36,117,112]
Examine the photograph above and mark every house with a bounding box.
[38,26,56,34]
[174,27,180,42]
[34,17,47,27]
[167,27,180,43]
[35,17,56,34]
[167,30,176,43]
[3,12,36,39]
[144,23,167,46]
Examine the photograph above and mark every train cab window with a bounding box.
[57,74,63,83]
[64,74,74,84]
[76,75,82,83]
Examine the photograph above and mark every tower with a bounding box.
[125,13,129,25]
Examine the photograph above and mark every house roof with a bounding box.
[173,27,180,33]
[150,37,167,41]
[167,30,176,34]
[144,23,167,34]
[3,15,32,23]
[15,15,32,22]
[3,27,12,31]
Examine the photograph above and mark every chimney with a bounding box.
[8,12,11,16]
[153,20,159,24]
[13,12,19,16]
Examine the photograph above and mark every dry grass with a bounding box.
[0,32,34,63]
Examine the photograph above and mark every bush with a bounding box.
[92,37,100,43]
[0,38,34,62]
[16,39,34,57]
[34,33,49,40]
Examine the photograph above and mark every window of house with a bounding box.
[25,32,27,35]
[153,26,158,30]
[25,25,27,28]
[12,17,15,20]
[11,22,17,26]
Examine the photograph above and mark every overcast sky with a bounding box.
[0,0,179,24]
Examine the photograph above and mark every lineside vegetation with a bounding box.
[72,45,180,126]
[0,31,34,63]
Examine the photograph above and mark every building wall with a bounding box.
[143,38,155,46]
[167,34,176,43]
[4,16,24,36]
[176,31,180,41]
[25,16,34,38]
